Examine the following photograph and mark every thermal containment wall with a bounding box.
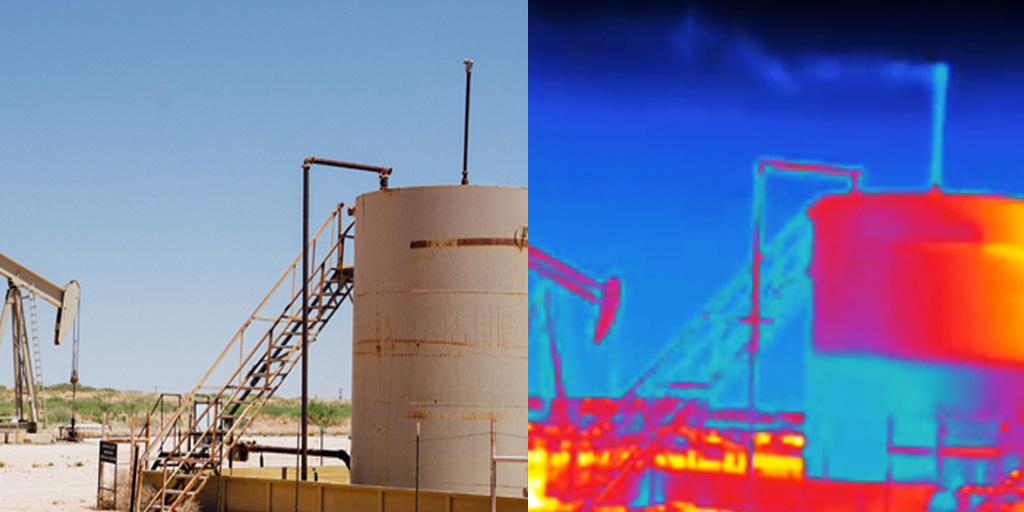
[351,185,528,497]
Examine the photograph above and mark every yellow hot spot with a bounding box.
[668,502,732,512]
[528,493,572,512]
[722,452,739,473]
[578,451,595,468]
[729,453,748,474]
[529,448,548,464]
[550,450,570,469]
[983,243,1024,261]
[655,452,689,470]
[754,432,772,446]
[705,431,723,444]
[527,450,552,511]
[694,455,723,473]
[753,453,804,478]
[781,434,805,448]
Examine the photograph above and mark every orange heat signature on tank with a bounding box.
[810,189,1024,364]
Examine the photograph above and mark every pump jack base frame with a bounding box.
[0,420,38,434]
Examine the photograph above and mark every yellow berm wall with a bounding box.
[143,470,528,512]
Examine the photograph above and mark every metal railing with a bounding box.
[134,204,354,511]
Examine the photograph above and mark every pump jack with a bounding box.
[0,251,80,434]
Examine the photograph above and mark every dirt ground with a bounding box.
[0,439,97,511]
[0,435,351,512]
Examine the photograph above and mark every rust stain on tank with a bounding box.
[409,237,523,249]
[355,338,478,348]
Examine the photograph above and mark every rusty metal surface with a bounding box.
[409,237,526,249]
[352,185,527,497]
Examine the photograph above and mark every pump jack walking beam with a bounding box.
[0,252,80,346]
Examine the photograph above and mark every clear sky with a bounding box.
[0,1,526,398]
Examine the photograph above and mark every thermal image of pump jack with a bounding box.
[528,247,621,345]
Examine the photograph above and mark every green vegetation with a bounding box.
[310,399,351,428]
[0,384,351,429]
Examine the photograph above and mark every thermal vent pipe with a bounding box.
[930,63,950,189]
[299,156,392,481]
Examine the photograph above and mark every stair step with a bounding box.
[225,398,258,408]
[166,457,213,464]
[279,330,315,338]
[247,370,280,378]
[168,473,204,479]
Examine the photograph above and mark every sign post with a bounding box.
[97,441,118,509]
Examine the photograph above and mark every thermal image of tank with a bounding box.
[528,160,1024,511]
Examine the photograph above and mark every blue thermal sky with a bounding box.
[529,13,1024,403]
[0,1,526,397]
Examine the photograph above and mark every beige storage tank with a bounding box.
[351,185,528,497]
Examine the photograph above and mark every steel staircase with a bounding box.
[135,204,355,511]
[628,213,813,402]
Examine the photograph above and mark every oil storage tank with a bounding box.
[351,185,528,496]
[804,191,1024,489]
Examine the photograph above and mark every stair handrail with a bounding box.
[140,210,352,510]
[137,204,345,465]
[625,214,812,399]
[150,233,350,510]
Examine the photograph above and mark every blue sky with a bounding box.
[528,10,1024,403]
[0,1,526,397]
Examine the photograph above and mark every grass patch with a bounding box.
[0,384,351,430]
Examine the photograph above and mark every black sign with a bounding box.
[99,441,117,464]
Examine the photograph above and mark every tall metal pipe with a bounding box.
[747,157,861,486]
[300,155,392,480]
[462,59,473,186]
[415,422,421,512]
[301,165,309,482]
[490,417,497,512]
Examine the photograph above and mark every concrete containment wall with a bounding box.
[214,476,527,512]
[352,185,528,497]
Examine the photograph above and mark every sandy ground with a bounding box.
[0,439,97,512]
[0,435,351,512]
